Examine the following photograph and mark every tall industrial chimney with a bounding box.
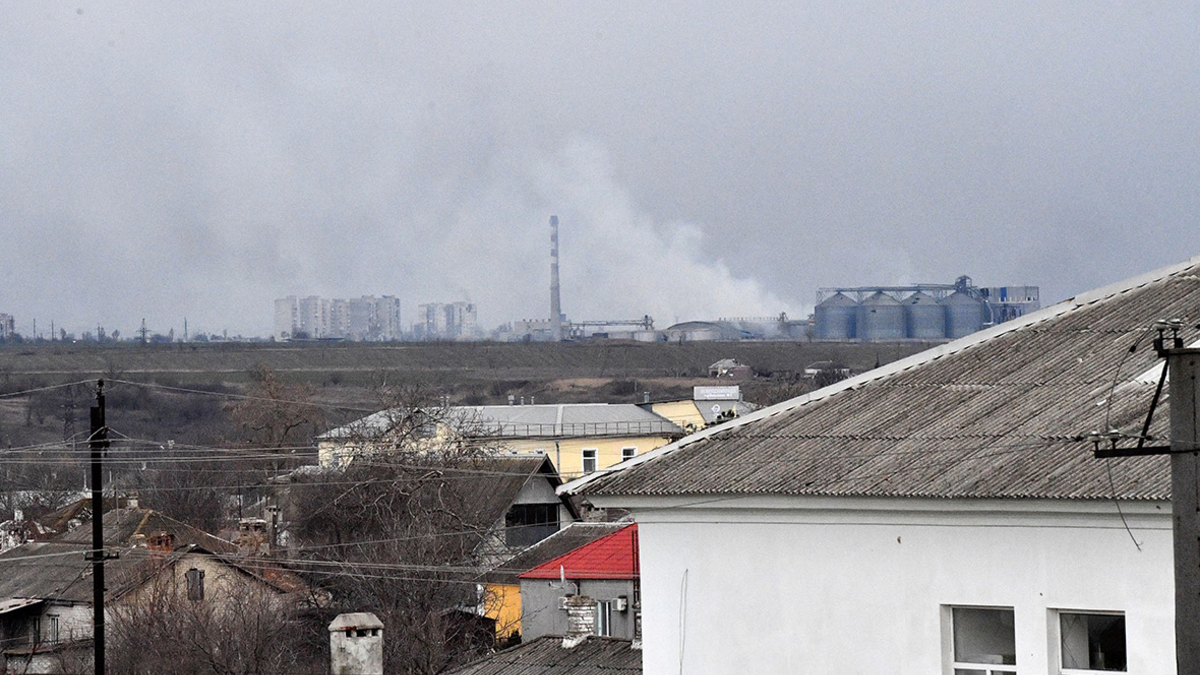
[550,215,563,342]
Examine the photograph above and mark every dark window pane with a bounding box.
[1061,613,1126,671]
[953,607,1016,666]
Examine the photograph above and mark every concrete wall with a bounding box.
[615,495,1175,675]
[520,579,637,641]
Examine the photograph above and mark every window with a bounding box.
[621,447,637,462]
[45,616,59,644]
[504,503,560,547]
[185,567,206,602]
[950,607,1017,674]
[595,600,612,637]
[582,449,598,474]
[1059,612,1126,672]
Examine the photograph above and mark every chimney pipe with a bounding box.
[550,216,563,342]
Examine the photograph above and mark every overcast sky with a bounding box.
[3,2,1197,337]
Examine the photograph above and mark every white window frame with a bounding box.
[595,600,612,637]
[942,605,1018,675]
[621,446,637,462]
[1051,609,1127,675]
[581,448,598,474]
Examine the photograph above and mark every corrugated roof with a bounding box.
[0,508,297,604]
[442,636,641,675]
[484,522,627,585]
[520,524,638,581]
[571,257,1200,501]
[322,404,682,440]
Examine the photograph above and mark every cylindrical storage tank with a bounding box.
[904,291,946,340]
[814,292,857,340]
[633,330,663,342]
[943,291,985,339]
[857,292,905,341]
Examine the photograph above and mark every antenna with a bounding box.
[550,215,563,342]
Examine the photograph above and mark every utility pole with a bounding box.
[1170,348,1200,673]
[88,380,110,675]
[1091,325,1200,673]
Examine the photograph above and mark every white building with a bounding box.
[564,255,1200,674]
[274,296,401,341]
[415,301,479,340]
[0,314,13,340]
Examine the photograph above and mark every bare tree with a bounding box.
[227,365,325,451]
[107,564,320,675]
[286,450,508,674]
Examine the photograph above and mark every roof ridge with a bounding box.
[561,254,1200,496]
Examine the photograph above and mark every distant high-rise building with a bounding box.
[414,301,479,340]
[0,314,14,340]
[274,296,401,341]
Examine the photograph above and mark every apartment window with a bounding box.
[950,607,1017,674]
[582,449,598,474]
[621,447,637,462]
[185,567,206,602]
[1059,612,1126,672]
[595,600,613,637]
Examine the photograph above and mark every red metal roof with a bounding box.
[519,524,638,580]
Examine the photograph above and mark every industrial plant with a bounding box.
[812,277,1039,342]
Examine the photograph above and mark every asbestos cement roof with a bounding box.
[442,636,641,675]
[570,256,1200,502]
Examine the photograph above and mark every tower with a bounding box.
[550,215,563,342]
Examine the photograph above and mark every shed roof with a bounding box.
[569,256,1200,501]
[520,524,638,581]
[442,636,641,675]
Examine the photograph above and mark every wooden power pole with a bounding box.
[1171,348,1200,674]
[88,380,109,675]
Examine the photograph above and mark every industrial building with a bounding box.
[812,276,1039,342]
[274,295,402,341]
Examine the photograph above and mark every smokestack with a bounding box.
[550,215,562,342]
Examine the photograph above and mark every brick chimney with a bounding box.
[148,531,174,552]
[561,595,596,648]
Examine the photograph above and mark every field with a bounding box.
[0,339,936,453]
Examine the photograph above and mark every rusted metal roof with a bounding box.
[442,636,641,675]
[574,258,1200,501]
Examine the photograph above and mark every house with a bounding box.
[442,635,641,675]
[706,358,751,379]
[518,523,639,643]
[281,454,579,566]
[317,403,683,478]
[0,506,307,674]
[562,256,1200,674]
[641,386,755,434]
[483,522,627,641]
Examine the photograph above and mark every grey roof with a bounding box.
[322,404,682,441]
[443,636,641,675]
[484,522,627,585]
[572,256,1200,501]
[0,508,255,604]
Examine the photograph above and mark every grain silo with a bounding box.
[814,292,858,340]
[943,291,985,338]
[857,292,905,341]
[904,291,945,339]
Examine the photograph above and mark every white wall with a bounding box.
[612,496,1174,675]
